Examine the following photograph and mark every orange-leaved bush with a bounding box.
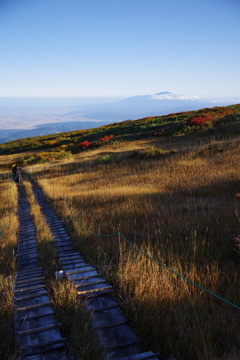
[99,135,114,142]
[186,116,212,126]
[78,140,92,149]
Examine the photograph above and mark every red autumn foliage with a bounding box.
[99,135,114,142]
[78,140,92,149]
[186,116,212,126]
[220,109,233,116]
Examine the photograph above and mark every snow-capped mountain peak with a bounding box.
[152,92,200,100]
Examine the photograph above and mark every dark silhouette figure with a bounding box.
[12,164,22,185]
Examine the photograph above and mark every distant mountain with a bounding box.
[66,91,240,121]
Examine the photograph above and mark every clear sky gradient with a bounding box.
[0,0,240,98]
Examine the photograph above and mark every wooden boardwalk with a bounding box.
[32,183,161,360]
[14,185,67,360]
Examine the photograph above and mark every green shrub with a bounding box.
[144,146,164,157]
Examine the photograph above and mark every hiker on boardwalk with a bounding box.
[12,164,22,185]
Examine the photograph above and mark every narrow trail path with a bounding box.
[14,185,67,360]
[31,182,161,360]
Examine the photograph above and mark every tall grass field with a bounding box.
[0,104,240,359]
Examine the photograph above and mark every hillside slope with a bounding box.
[0,103,239,167]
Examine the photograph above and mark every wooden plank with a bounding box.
[16,267,42,275]
[18,323,61,336]
[18,236,36,242]
[58,252,80,258]
[20,336,66,356]
[64,265,95,274]
[60,259,86,266]
[94,320,128,330]
[78,288,113,298]
[17,254,39,261]
[85,296,119,312]
[68,269,99,279]
[17,261,39,269]
[18,231,36,236]
[58,256,83,262]
[14,285,44,294]
[17,257,39,263]
[54,238,72,243]
[118,352,160,360]
[16,306,56,322]
[17,244,36,250]
[15,277,43,285]
[55,243,75,249]
[54,233,70,237]
[74,277,105,287]
[62,264,91,272]
[16,313,57,330]
[49,225,65,230]
[98,326,140,349]
[16,250,38,257]
[16,305,55,320]
[24,350,68,360]
[51,229,68,235]
[15,291,48,302]
[77,283,112,296]
[16,301,53,312]
[16,273,43,281]
[91,305,127,329]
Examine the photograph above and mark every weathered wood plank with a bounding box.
[24,350,68,360]
[15,276,43,285]
[68,269,99,279]
[16,313,57,332]
[60,258,85,265]
[16,301,52,311]
[14,285,45,294]
[16,250,38,257]
[85,295,119,312]
[18,236,36,241]
[118,352,160,360]
[77,283,112,296]
[58,252,80,258]
[16,267,42,275]
[19,323,61,336]
[91,305,127,329]
[59,256,83,263]
[61,264,92,272]
[74,277,106,287]
[16,305,55,320]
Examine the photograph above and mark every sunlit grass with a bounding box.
[27,137,240,360]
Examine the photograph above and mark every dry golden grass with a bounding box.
[27,137,240,360]
[0,175,18,359]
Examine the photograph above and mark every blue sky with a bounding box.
[0,0,240,98]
